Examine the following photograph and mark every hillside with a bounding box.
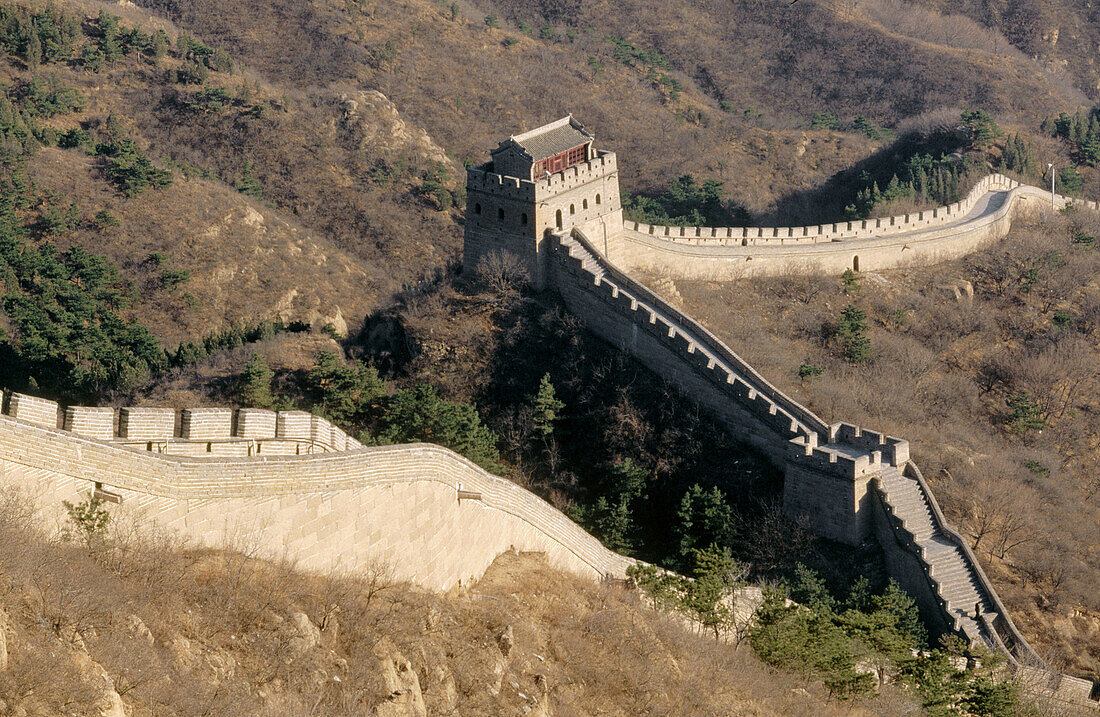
[0,495,922,716]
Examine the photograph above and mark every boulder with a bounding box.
[288,611,322,656]
[125,614,154,646]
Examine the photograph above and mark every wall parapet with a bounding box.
[613,174,1100,279]
[0,411,633,588]
[623,174,1024,247]
[4,393,362,455]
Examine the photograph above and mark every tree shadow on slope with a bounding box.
[770,125,975,226]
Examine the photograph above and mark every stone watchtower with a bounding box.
[463,116,623,289]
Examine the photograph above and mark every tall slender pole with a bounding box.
[1049,163,1055,210]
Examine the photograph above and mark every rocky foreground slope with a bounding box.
[0,494,922,716]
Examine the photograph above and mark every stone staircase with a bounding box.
[877,465,991,643]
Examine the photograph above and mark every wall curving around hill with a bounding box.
[607,175,1094,278]
[0,399,633,592]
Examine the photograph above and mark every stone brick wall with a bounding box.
[0,400,633,591]
[608,175,1096,278]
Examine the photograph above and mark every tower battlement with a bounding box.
[463,118,623,289]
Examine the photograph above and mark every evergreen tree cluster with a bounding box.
[623,174,751,226]
[97,133,173,197]
[843,154,968,219]
[998,133,1039,177]
[1041,107,1100,166]
[0,3,81,68]
[0,4,173,73]
[960,109,1000,149]
[0,150,163,401]
[240,351,504,473]
[0,2,231,82]
[628,544,746,641]
[167,318,310,367]
[750,565,1020,712]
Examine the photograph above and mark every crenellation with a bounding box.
[119,407,176,440]
[65,406,115,440]
[237,408,277,438]
[181,408,233,440]
[8,392,61,428]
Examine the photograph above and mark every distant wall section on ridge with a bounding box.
[606,175,1090,278]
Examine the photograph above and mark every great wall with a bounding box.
[1,116,1097,708]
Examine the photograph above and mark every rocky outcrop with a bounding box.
[371,637,427,717]
[338,89,450,167]
[72,651,126,717]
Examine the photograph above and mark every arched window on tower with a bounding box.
[595,194,601,205]
[583,198,588,210]
[569,204,575,215]
[555,209,563,229]
[521,213,528,225]
[475,203,482,214]
[498,207,504,220]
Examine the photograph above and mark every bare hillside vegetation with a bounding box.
[0,490,921,716]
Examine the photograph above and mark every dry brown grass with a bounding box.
[0,487,921,715]
[655,211,1100,679]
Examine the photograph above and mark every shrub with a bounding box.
[811,112,839,130]
[61,492,111,551]
[57,127,90,149]
[475,250,528,294]
[850,115,882,140]
[798,363,824,380]
[1006,392,1045,434]
[97,137,173,196]
[159,267,190,290]
[92,209,119,230]
[234,159,264,199]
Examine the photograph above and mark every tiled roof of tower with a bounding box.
[494,116,593,162]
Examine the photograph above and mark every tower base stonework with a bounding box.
[782,459,877,546]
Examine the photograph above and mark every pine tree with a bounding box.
[1074,109,1088,147]
[24,29,41,69]
[1000,134,1017,171]
[961,109,999,148]
[234,159,264,199]
[239,352,275,408]
[531,373,564,436]
[837,304,871,363]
